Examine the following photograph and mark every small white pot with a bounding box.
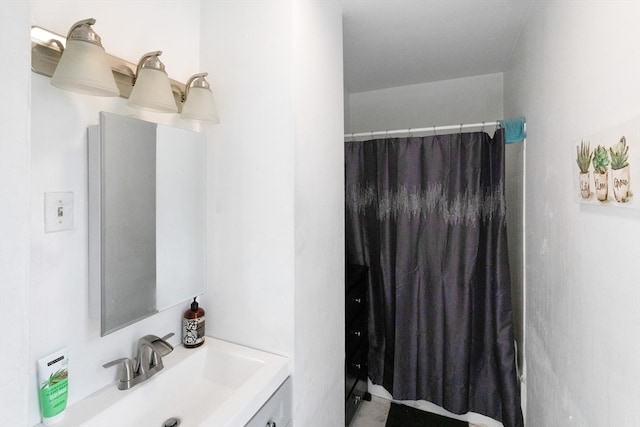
[579,172,590,199]
[611,165,631,203]
[594,171,608,202]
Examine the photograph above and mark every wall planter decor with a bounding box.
[576,140,592,199]
[610,137,630,202]
[573,116,639,209]
[592,145,610,202]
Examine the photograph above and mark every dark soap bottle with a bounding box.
[182,297,205,348]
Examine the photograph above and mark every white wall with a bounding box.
[199,0,296,357]
[0,1,31,426]
[347,72,503,133]
[292,3,345,425]
[344,89,352,134]
[200,1,345,425]
[504,2,640,426]
[26,2,201,425]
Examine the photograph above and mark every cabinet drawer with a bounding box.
[344,283,367,312]
[346,314,366,360]
[346,264,368,293]
[345,360,367,402]
[245,377,292,427]
[345,292,367,325]
[345,377,366,425]
[345,341,367,399]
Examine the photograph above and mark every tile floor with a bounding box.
[349,395,390,427]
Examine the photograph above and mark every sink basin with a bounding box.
[48,338,290,427]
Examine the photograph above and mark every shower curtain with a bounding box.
[345,128,523,427]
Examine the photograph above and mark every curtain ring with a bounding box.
[432,125,436,136]
[386,130,389,138]
[408,128,413,137]
[370,130,374,139]
[482,121,485,132]
[459,124,463,134]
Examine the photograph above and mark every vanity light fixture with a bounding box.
[30,20,220,123]
[181,73,220,123]
[50,18,119,97]
[127,51,178,113]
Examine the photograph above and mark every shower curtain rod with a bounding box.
[344,120,501,139]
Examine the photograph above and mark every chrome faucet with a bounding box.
[103,332,174,390]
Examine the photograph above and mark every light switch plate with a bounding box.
[45,192,74,232]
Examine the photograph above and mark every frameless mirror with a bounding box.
[89,112,206,336]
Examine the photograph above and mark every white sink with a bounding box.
[48,338,290,427]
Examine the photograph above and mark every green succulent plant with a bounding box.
[609,136,629,170]
[592,145,610,174]
[576,140,592,174]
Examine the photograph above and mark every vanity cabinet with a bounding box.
[245,377,292,427]
[345,264,369,425]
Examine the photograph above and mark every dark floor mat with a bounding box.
[385,402,468,427]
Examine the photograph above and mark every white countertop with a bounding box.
[36,337,290,427]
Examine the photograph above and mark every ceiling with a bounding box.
[340,0,534,93]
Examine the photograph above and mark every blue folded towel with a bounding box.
[500,117,527,144]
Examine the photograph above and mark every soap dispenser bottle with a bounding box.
[183,297,205,348]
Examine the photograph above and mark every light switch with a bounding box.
[45,192,74,232]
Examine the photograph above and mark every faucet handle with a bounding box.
[103,357,134,382]
[160,332,175,341]
[142,333,175,357]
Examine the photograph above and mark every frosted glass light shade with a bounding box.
[181,87,219,123]
[51,39,119,96]
[128,68,178,113]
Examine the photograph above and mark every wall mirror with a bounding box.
[89,112,206,336]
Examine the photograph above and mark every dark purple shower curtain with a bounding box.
[345,129,523,427]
